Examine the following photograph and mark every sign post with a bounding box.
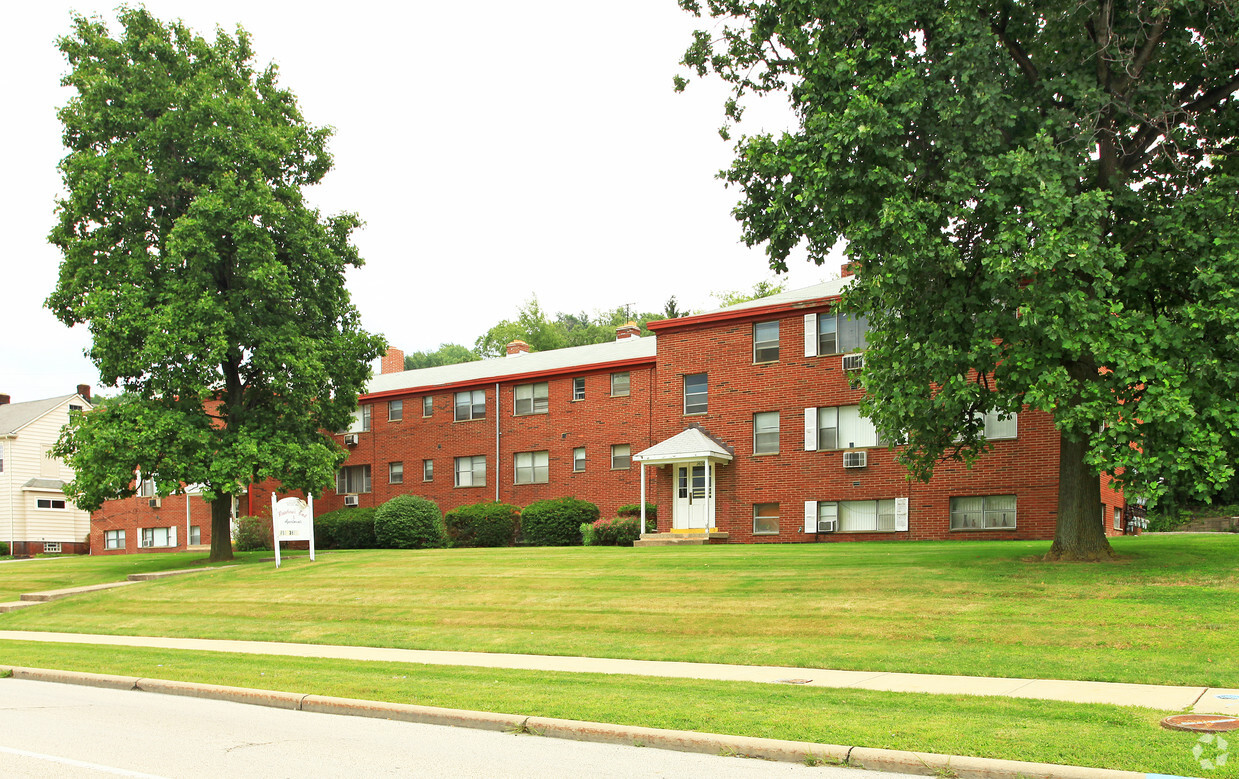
[270,494,316,569]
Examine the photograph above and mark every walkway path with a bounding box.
[3,629,1236,715]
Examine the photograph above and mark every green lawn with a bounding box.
[0,551,272,603]
[0,535,1235,687]
[1,639,1227,778]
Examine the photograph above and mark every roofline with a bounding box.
[362,355,656,402]
[647,297,839,333]
[0,394,90,437]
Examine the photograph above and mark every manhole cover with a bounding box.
[776,678,812,685]
[1161,715,1239,733]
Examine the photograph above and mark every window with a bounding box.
[611,372,630,397]
[514,382,549,415]
[189,526,201,545]
[753,321,780,362]
[139,526,177,548]
[137,477,157,498]
[950,495,1017,530]
[980,411,1018,440]
[69,404,83,412]
[683,373,708,415]
[455,455,486,487]
[807,312,870,356]
[422,396,433,417]
[336,465,371,494]
[753,503,780,535]
[423,459,434,482]
[831,499,898,532]
[388,400,403,421]
[573,447,586,472]
[36,498,67,510]
[753,412,780,454]
[455,390,486,421]
[1114,506,1123,531]
[389,461,404,485]
[104,529,125,550]
[44,542,62,554]
[514,451,549,484]
[572,377,586,401]
[810,406,880,450]
[611,444,631,470]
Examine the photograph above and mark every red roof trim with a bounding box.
[361,356,655,402]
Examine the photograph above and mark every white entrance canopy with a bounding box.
[633,428,733,535]
[633,427,734,466]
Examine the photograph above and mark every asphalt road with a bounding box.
[0,678,907,778]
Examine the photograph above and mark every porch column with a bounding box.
[639,464,647,535]
[704,459,712,532]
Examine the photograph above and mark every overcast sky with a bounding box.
[1,1,842,402]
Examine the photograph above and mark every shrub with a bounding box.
[590,516,643,547]
[234,516,272,551]
[444,502,519,548]
[580,522,597,546]
[314,508,378,549]
[616,503,658,533]
[520,497,599,546]
[0,541,8,556]
[375,495,446,549]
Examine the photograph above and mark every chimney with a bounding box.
[0,394,9,406]
[76,384,91,401]
[381,347,405,374]
[840,261,860,278]
[615,321,641,340]
[506,340,531,357]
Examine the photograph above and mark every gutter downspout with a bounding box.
[494,383,500,503]
[5,436,13,556]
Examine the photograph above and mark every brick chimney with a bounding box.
[381,347,405,374]
[615,322,641,340]
[840,261,860,278]
[0,394,9,406]
[506,340,531,357]
[76,384,91,401]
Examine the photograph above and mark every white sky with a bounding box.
[1,1,841,402]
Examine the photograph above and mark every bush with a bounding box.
[589,517,643,547]
[0,541,9,556]
[580,522,597,546]
[616,503,657,533]
[375,495,446,549]
[444,502,519,548]
[520,497,599,546]
[234,516,272,551]
[314,508,378,549]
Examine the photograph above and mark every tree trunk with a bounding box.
[1045,430,1115,561]
[209,494,234,562]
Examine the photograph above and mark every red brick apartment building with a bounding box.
[91,277,1129,551]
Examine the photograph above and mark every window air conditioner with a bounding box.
[149,498,161,509]
[344,434,359,446]
[343,495,359,507]
[843,451,868,468]
[818,518,838,533]
[842,353,865,371]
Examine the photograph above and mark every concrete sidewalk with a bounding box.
[2,629,1236,715]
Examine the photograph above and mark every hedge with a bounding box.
[520,497,599,546]
[375,495,447,549]
[444,502,520,548]
[616,503,657,532]
[314,507,379,549]
[584,516,643,547]
[233,516,272,552]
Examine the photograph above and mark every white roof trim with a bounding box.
[634,428,734,465]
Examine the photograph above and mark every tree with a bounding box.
[47,9,385,562]
[404,344,480,371]
[680,0,1239,560]
[473,298,663,356]
[711,279,788,308]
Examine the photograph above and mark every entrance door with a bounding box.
[673,464,711,530]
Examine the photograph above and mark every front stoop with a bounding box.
[634,531,730,547]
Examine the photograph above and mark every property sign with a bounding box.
[271,494,316,568]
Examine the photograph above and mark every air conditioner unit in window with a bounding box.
[343,495,359,507]
[843,450,868,468]
[818,518,838,533]
[842,353,865,371]
[344,434,359,446]
[148,498,161,509]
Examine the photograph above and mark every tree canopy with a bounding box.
[47,8,385,560]
[680,0,1239,559]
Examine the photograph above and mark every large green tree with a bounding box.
[47,9,385,561]
[680,0,1239,559]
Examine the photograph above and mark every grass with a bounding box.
[0,639,1227,778]
[0,550,273,603]
[0,535,1235,688]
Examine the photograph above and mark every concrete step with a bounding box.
[634,531,729,547]
[20,581,137,602]
[0,601,40,613]
[634,537,709,547]
[127,566,223,581]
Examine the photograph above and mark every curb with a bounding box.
[0,666,1177,779]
